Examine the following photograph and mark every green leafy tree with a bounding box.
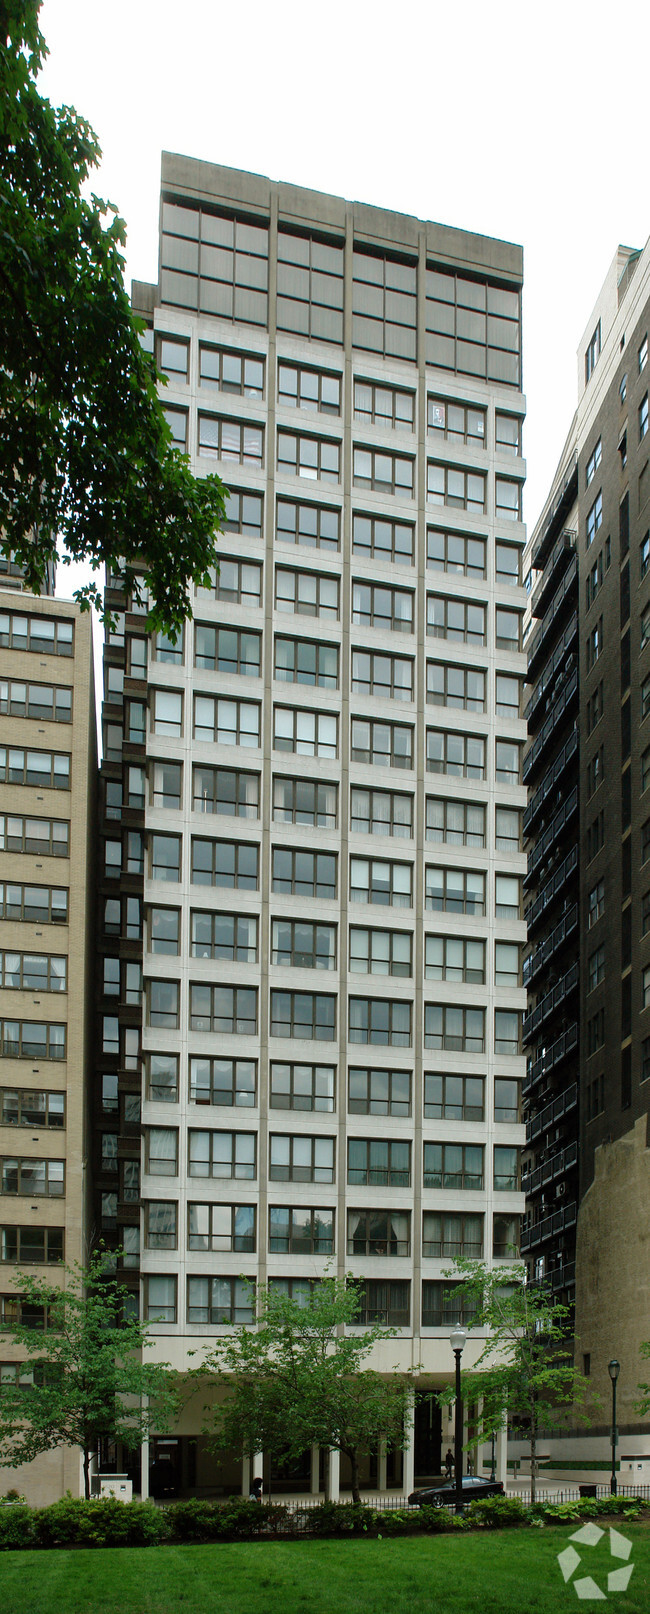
[198,1277,414,1505]
[0,1,226,633]
[635,1344,650,1415]
[0,1251,179,1498]
[437,1262,596,1502]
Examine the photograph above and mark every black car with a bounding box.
[408,1477,504,1506]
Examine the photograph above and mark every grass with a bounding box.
[0,1529,648,1614]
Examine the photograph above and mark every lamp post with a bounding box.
[608,1359,620,1496]
[450,1324,467,1514]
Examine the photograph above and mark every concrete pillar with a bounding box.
[140,1436,149,1500]
[402,1391,415,1498]
[496,1423,508,1489]
[378,1439,387,1493]
[328,1448,340,1502]
[310,1445,320,1497]
[241,1454,250,1497]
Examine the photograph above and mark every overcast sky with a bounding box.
[39,0,650,613]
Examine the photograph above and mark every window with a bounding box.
[163,406,187,448]
[152,762,182,810]
[193,766,259,819]
[271,919,336,970]
[425,1004,485,1052]
[0,815,69,858]
[640,336,648,374]
[0,882,68,926]
[347,1209,410,1257]
[643,748,650,792]
[495,608,521,651]
[0,1226,63,1264]
[643,819,650,864]
[494,1079,519,1122]
[190,838,258,889]
[153,629,182,666]
[350,857,411,907]
[152,690,182,738]
[421,1281,478,1329]
[495,942,519,986]
[495,740,521,784]
[425,866,485,915]
[586,438,602,485]
[144,1202,178,1252]
[275,566,339,619]
[427,594,486,644]
[640,394,649,441]
[0,748,70,790]
[273,706,337,758]
[222,488,264,539]
[188,1275,254,1327]
[276,497,339,551]
[587,1007,605,1055]
[127,832,144,876]
[350,927,412,977]
[585,321,601,382]
[642,606,650,653]
[428,396,485,446]
[0,1020,65,1059]
[146,1054,179,1103]
[0,680,72,722]
[353,444,413,496]
[425,935,485,983]
[278,362,340,414]
[351,717,413,770]
[193,696,260,747]
[273,776,337,828]
[188,1203,255,1254]
[269,1206,333,1255]
[101,1133,118,1174]
[352,249,416,361]
[644,967,650,1011]
[426,729,486,779]
[422,1212,483,1259]
[586,491,603,547]
[198,344,264,397]
[494,1010,520,1055]
[188,1129,256,1180]
[426,797,486,847]
[199,555,262,607]
[190,1057,256,1107]
[354,379,414,430]
[0,611,73,656]
[275,636,338,689]
[277,229,344,344]
[427,462,485,512]
[143,1276,176,1324]
[277,429,340,484]
[643,891,650,937]
[198,413,263,465]
[0,1089,65,1129]
[495,412,521,456]
[350,788,412,838]
[495,541,521,583]
[101,1017,118,1057]
[588,880,605,927]
[270,1063,335,1112]
[587,683,604,733]
[587,747,604,798]
[424,1073,484,1120]
[151,834,181,882]
[194,624,261,676]
[586,618,603,670]
[0,952,66,993]
[495,477,522,522]
[641,533,650,582]
[347,1138,410,1187]
[352,649,413,701]
[1,1158,64,1196]
[424,1142,483,1190]
[352,580,413,633]
[427,662,485,711]
[269,1133,335,1183]
[351,512,414,563]
[495,674,520,718]
[427,527,486,577]
[190,911,257,962]
[349,997,411,1046]
[493,1215,520,1258]
[351,1280,409,1327]
[270,991,336,1040]
[147,980,179,1029]
[272,852,338,903]
[189,984,257,1035]
[348,1068,411,1117]
[495,874,520,919]
[425,268,520,384]
[494,1145,518,1190]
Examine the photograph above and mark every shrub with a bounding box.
[303,1502,376,1537]
[164,1498,221,1541]
[34,1496,168,1549]
[0,1504,38,1550]
[467,1496,528,1528]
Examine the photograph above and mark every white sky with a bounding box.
[39,0,650,617]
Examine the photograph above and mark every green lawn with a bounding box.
[0,1530,648,1614]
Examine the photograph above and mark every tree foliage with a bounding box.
[437,1263,596,1502]
[0,1250,178,1497]
[635,1342,650,1416]
[0,1,226,633]
[198,1278,414,1505]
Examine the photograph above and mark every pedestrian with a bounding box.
[444,1448,454,1481]
[249,1475,263,1502]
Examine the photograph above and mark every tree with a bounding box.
[437,1263,596,1502]
[198,1278,415,1505]
[0,1251,179,1497]
[635,1343,650,1415]
[0,2,226,634]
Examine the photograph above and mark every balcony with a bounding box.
[523,667,578,785]
[524,844,579,934]
[524,787,578,887]
[525,619,578,726]
[526,553,578,679]
[524,727,578,837]
[531,455,578,572]
[530,531,577,621]
[521,1139,578,1195]
[523,904,578,986]
[523,1022,579,1093]
[551,1262,576,1291]
[523,1080,578,1131]
[522,961,579,1046]
[520,1199,577,1253]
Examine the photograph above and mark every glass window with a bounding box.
[199,344,264,396]
[275,566,339,618]
[269,1064,335,1113]
[423,1142,483,1190]
[347,1137,410,1187]
[191,911,257,963]
[350,927,412,977]
[189,1202,256,1253]
[352,581,413,633]
[348,1068,411,1117]
[425,935,485,983]
[194,624,261,676]
[348,997,411,1047]
[353,445,414,496]
[222,488,264,539]
[277,229,344,345]
[277,429,340,484]
[427,527,486,577]
[350,857,411,907]
[350,718,413,770]
[424,1005,485,1052]
[273,706,337,758]
[424,1073,484,1121]
[426,728,485,779]
[271,919,336,970]
[426,797,485,847]
[352,512,414,564]
[425,866,485,914]
[193,695,260,747]
[189,984,257,1035]
[146,1053,179,1103]
[269,1134,335,1183]
[352,249,417,362]
[192,766,259,820]
[275,636,338,689]
[190,1057,256,1107]
[272,776,337,828]
[422,1211,483,1259]
[198,413,264,465]
[153,690,182,738]
[278,362,341,415]
[190,838,258,890]
[188,1129,256,1180]
[151,834,181,882]
[270,992,336,1041]
[276,498,340,551]
[427,462,486,512]
[272,849,337,900]
[269,1205,333,1255]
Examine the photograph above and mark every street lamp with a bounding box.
[608,1359,620,1496]
[450,1324,467,1514]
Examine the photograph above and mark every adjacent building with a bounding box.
[93,156,528,1497]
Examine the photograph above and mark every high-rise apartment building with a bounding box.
[94,155,527,1497]
[524,237,650,1437]
[0,589,96,1503]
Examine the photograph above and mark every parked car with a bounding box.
[408,1476,504,1506]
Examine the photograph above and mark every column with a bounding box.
[496,1423,508,1489]
[140,1435,149,1500]
[310,1445,320,1497]
[378,1440,387,1493]
[402,1391,415,1498]
[328,1448,340,1502]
